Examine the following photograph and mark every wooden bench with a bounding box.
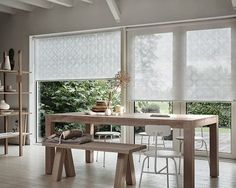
[43,141,146,188]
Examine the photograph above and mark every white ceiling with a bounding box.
[0,0,121,22]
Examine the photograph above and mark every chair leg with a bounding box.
[96,135,101,162]
[172,158,179,188]
[138,156,148,188]
[103,135,109,168]
[139,135,144,162]
[203,140,210,167]
[166,158,169,188]
[178,141,182,174]
[147,136,151,168]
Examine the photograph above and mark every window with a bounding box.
[128,32,173,100]
[32,30,121,141]
[186,102,231,153]
[127,20,236,157]
[34,30,121,81]
[185,28,231,101]
[128,23,235,101]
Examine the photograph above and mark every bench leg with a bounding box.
[114,153,128,188]
[64,149,76,177]
[45,147,55,175]
[126,153,136,185]
[52,148,66,181]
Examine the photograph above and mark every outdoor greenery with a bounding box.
[39,81,231,138]
[186,102,231,128]
[39,80,120,137]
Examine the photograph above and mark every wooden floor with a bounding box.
[0,145,235,188]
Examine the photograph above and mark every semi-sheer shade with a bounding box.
[34,30,121,81]
[128,21,235,101]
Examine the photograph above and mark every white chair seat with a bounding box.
[138,132,150,136]
[95,131,121,137]
[144,149,181,158]
[176,135,205,141]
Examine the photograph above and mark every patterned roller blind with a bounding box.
[34,30,121,81]
[128,22,235,101]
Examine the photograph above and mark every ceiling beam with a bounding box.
[0,0,34,11]
[106,0,120,23]
[46,0,73,7]
[0,5,16,14]
[80,0,93,4]
[232,0,236,9]
[13,0,53,9]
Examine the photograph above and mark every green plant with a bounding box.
[187,102,231,128]
[39,80,121,137]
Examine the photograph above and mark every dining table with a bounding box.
[45,112,219,188]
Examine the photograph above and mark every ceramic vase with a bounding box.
[3,56,11,70]
[0,100,10,110]
[105,108,112,116]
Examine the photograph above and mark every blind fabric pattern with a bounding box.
[34,30,121,81]
[128,23,234,101]
[185,28,231,101]
[130,33,173,100]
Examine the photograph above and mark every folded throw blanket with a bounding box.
[45,129,92,145]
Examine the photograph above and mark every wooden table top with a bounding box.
[46,112,218,128]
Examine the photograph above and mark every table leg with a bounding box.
[209,123,219,177]
[114,153,128,188]
[183,125,195,188]
[126,153,136,185]
[45,116,55,174]
[85,123,94,163]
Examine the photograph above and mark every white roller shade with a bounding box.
[34,30,121,81]
[128,21,236,101]
[128,31,174,100]
[185,28,231,101]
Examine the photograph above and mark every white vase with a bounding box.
[0,100,10,110]
[105,108,112,116]
[3,56,11,70]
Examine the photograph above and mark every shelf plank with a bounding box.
[0,70,31,74]
[0,132,31,139]
[0,92,32,94]
[0,111,31,117]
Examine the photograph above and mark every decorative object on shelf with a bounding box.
[9,48,15,70]
[12,120,18,132]
[115,105,125,114]
[91,100,107,112]
[105,108,112,116]
[6,85,16,92]
[0,100,10,110]
[0,80,4,92]
[3,55,11,70]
